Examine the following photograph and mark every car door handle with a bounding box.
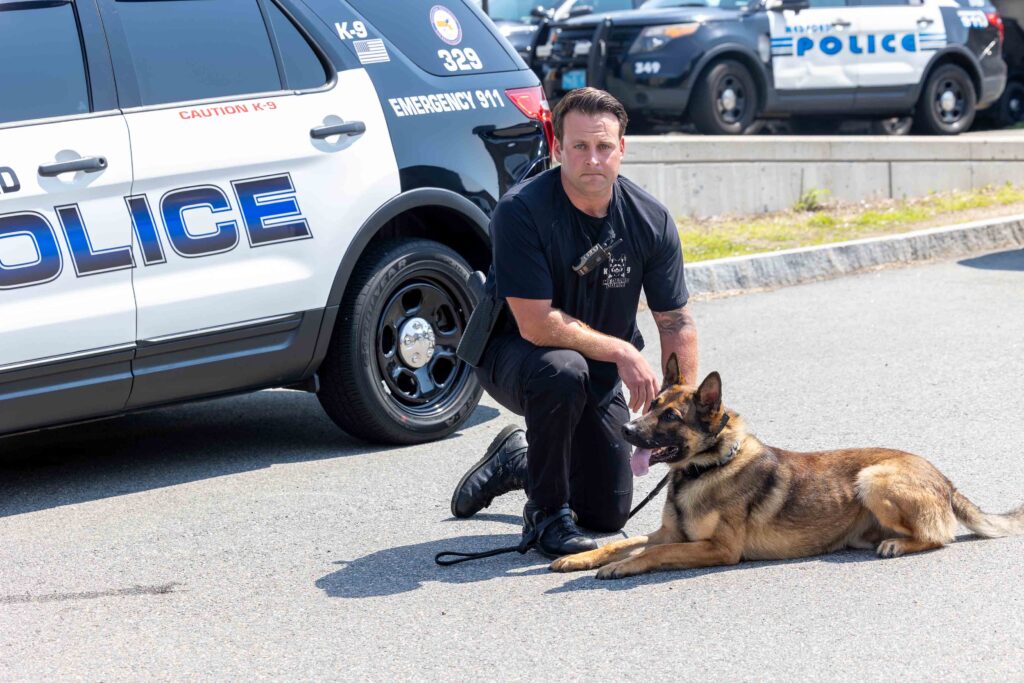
[38,156,107,177]
[310,121,366,139]
[831,19,852,28]
[917,17,935,25]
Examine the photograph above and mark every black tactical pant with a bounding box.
[475,333,633,532]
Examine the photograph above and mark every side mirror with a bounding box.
[766,0,810,12]
[529,5,551,19]
[568,5,594,17]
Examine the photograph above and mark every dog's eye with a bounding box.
[662,410,682,422]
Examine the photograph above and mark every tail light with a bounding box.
[987,11,1004,44]
[505,86,555,154]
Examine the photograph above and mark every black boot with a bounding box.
[522,501,598,558]
[450,425,528,518]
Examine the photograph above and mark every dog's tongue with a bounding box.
[630,447,652,477]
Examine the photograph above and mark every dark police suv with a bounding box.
[538,0,1007,134]
[0,0,551,444]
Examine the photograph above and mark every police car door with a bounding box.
[843,0,945,91]
[97,0,399,405]
[0,0,136,432]
[769,0,858,96]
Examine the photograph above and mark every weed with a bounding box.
[793,188,831,212]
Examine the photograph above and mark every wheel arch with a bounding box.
[303,189,492,378]
[916,47,984,103]
[326,188,492,309]
[688,45,770,115]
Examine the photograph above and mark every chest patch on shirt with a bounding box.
[601,253,631,289]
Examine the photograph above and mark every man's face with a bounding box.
[552,110,625,199]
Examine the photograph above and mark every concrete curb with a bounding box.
[683,214,1024,297]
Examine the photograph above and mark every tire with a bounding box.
[915,64,977,135]
[992,80,1024,129]
[317,238,482,445]
[869,115,914,136]
[689,59,760,135]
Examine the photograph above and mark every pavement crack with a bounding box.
[0,582,182,605]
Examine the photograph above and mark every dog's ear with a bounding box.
[662,353,681,390]
[695,371,722,414]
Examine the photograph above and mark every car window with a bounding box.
[641,0,748,8]
[265,1,329,90]
[588,0,637,11]
[556,0,636,17]
[343,0,518,76]
[489,0,560,22]
[112,0,282,107]
[0,2,90,124]
[806,0,847,7]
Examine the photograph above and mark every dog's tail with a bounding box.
[952,490,1024,538]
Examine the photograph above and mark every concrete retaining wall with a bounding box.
[621,135,1024,218]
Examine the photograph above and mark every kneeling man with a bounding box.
[451,88,698,556]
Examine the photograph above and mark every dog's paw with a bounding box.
[549,554,594,572]
[596,560,641,580]
[876,539,905,558]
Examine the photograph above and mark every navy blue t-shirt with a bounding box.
[488,167,688,399]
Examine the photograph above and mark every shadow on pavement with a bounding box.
[542,533,989,593]
[0,391,499,518]
[442,512,523,525]
[317,530,990,599]
[957,249,1024,272]
[316,534,550,598]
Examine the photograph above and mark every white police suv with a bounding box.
[0,0,552,444]
[539,0,1007,134]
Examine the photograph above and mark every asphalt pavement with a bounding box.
[2,248,1023,680]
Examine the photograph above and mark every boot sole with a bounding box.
[450,424,523,518]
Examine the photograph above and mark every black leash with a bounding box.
[434,474,670,566]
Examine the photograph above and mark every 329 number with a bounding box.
[438,47,483,72]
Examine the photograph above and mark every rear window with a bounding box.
[346,0,518,76]
[0,2,90,124]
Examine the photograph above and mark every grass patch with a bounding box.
[677,183,1024,262]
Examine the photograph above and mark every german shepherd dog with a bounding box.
[551,354,1024,580]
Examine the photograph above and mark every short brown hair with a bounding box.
[551,87,629,141]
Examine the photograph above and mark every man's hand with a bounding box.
[615,344,659,414]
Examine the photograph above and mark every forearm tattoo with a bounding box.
[653,307,692,335]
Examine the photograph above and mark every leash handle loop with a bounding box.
[434,507,572,566]
[434,545,525,566]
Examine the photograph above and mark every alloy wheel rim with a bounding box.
[934,79,965,125]
[375,276,469,412]
[716,75,746,124]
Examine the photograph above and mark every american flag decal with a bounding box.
[354,39,390,64]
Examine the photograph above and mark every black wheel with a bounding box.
[915,64,976,135]
[689,59,759,135]
[869,115,914,136]
[993,80,1024,128]
[317,238,482,444]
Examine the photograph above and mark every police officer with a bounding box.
[450,88,698,557]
